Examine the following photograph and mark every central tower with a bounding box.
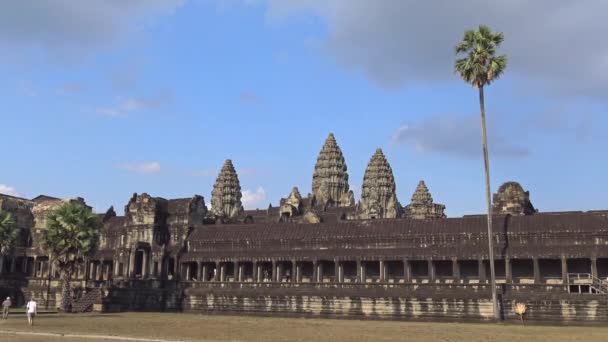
[211,159,244,219]
[311,133,354,208]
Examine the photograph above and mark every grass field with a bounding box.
[1,313,608,342]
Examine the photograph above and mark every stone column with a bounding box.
[312,260,318,283]
[533,258,541,284]
[561,256,568,284]
[292,260,297,284]
[185,263,191,280]
[32,256,38,277]
[10,257,16,273]
[356,260,362,283]
[269,260,275,282]
[334,261,340,283]
[379,260,385,282]
[428,259,435,282]
[592,257,598,279]
[202,263,208,282]
[22,257,28,275]
[220,263,226,282]
[197,262,203,281]
[403,259,411,283]
[233,261,239,282]
[505,258,512,283]
[99,260,105,281]
[452,258,460,281]
[278,262,284,282]
[214,261,220,281]
[252,261,258,282]
[174,258,180,280]
[128,251,135,278]
[89,261,95,280]
[478,260,486,283]
[142,252,148,278]
[318,262,324,283]
[360,261,366,283]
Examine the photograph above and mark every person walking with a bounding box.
[25,297,37,326]
[2,297,11,320]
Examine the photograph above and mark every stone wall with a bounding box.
[177,285,608,323]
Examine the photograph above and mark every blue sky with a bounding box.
[1,1,607,216]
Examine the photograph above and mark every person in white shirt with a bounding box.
[25,298,37,326]
[2,297,11,320]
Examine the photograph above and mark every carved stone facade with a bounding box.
[493,181,536,216]
[210,159,244,219]
[4,133,606,324]
[311,133,354,208]
[403,180,446,220]
[279,187,303,219]
[359,148,401,219]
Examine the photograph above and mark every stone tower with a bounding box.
[211,159,244,218]
[311,133,354,208]
[279,187,304,218]
[359,148,401,219]
[403,180,446,220]
[493,181,536,215]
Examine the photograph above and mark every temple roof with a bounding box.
[182,211,608,260]
[186,211,608,242]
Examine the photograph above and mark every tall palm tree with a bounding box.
[0,210,17,256]
[454,25,507,320]
[40,202,101,312]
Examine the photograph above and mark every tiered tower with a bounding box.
[493,181,536,215]
[359,148,401,219]
[279,187,304,218]
[211,159,244,218]
[311,133,354,208]
[403,180,446,219]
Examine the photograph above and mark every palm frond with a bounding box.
[454,25,508,88]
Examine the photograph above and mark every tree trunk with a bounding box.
[479,86,499,320]
[60,270,72,312]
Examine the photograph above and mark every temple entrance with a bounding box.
[134,250,144,277]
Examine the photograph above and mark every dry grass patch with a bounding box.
[1,312,608,342]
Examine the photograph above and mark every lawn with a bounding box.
[1,312,608,342]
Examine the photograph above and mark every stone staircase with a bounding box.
[71,288,102,313]
[567,273,608,294]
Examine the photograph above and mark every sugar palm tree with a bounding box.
[40,202,101,311]
[455,25,507,320]
[0,210,17,256]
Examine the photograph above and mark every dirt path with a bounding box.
[0,330,193,342]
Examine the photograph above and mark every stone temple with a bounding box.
[1,133,608,323]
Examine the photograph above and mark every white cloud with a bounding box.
[0,184,20,197]
[96,91,173,117]
[192,169,217,177]
[0,1,184,60]
[241,186,266,209]
[119,162,162,174]
[257,0,608,97]
[238,168,258,176]
[238,90,262,105]
[391,113,529,159]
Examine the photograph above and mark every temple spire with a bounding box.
[359,148,400,219]
[311,133,353,208]
[493,181,536,215]
[403,180,446,219]
[211,159,244,218]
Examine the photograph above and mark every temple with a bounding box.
[1,133,608,322]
